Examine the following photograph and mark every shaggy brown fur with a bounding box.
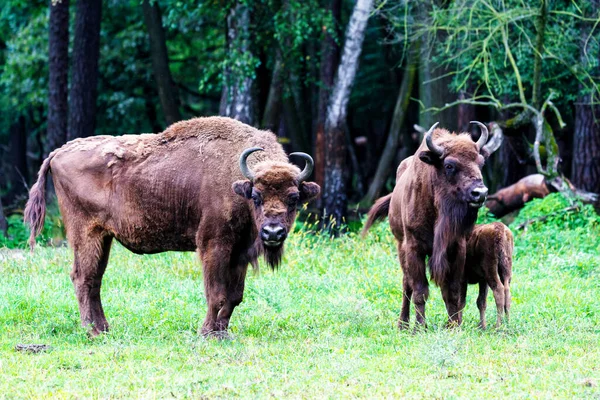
[465,222,513,329]
[363,126,489,329]
[24,116,320,337]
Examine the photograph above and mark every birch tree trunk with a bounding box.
[361,51,416,205]
[220,2,255,126]
[322,0,374,233]
[47,0,69,154]
[68,0,102,140]
[143,0,181,126]
[314,0,342,210]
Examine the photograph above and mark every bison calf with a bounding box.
[464,222,514,329]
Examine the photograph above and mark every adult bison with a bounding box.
[363,121,491,329]
[24,116,320,337]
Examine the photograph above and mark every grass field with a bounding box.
[1,206,599,398]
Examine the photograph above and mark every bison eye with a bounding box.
[251,191,263,206]
[444,163,455,173]
[287,194,300,207]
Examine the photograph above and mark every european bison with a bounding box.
[363,121,491,329]
[24,116,320,337]
[465,222,513,329]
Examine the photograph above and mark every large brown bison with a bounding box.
[363,122,490,329]
[24,116,320,337]
[465,222,513,329]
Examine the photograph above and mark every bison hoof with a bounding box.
[87,326,109,338]
[201,330,233,341]
[398,321,410,331]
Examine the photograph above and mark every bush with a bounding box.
[511,193,600,232]
[0,204,65,249]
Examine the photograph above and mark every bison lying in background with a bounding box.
[24,116,320,337]
[363,121,491,329]
[465,222,513,329]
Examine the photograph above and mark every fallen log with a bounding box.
[485,174,550,217]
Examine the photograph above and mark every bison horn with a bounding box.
[470,121,489,151]
[424,122,443,157]
[289,152,314,183]
[239,147,264,181]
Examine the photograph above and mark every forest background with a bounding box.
[1,0,599,237]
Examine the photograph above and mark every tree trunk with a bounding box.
[261,55,284,133]
[322,0,374,233]
[47,0,69,154]
[486,174,550,217]
[0,196,7,238]
[142,0,181,126]
[220,2,255,126]
[417,1,456,131]
[571,0,600,194]
[7,115,29,204]
[314,0,342,209]
[572,97,600,193]
[361,52,416,205]
[68,0,102,140]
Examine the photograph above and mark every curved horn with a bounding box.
[239,147,264,181]
[470,121,489,151]
[289,152,314,183]
[424,122,443,157]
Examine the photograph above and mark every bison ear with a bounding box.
[299,182,320,203]
[418,150,441,165]
[232,180,253,199]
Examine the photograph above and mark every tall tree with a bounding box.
[261,54,284,132]
[220,2,255,125]
[68,0,102,140]
[361,49,417,205]
[571,0,600,194]
[142,0,181,127]
[0,195,7,238]
[47,0,69,154]
[7,115,28,203]
[314,0,342,208]
[322,0,374,232]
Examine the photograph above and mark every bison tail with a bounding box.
[24,152,55,251]
[361,193,392,237]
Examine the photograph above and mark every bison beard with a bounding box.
[430,201,478,286]
[263,244,284,269]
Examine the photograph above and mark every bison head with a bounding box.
[232,147,320,267]
[418,121,490,209]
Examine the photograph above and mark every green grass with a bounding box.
[1,217,599,398]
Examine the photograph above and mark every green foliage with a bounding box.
[476,206,500,225]
[0,208,64,249]
[511,193,600,232]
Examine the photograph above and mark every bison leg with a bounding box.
[398,247,412,330]
[199,240,248,339]
[403,241,429,330]
[503,278,511,324]
[214,262,248,333]
[70,233,113,336]
[487,277,505,328]
[399,275,413,330]
[476,282,488,329]
[441,281,463,328]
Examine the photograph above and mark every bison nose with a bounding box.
[470,187,489,202]
[261,225,286,244]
